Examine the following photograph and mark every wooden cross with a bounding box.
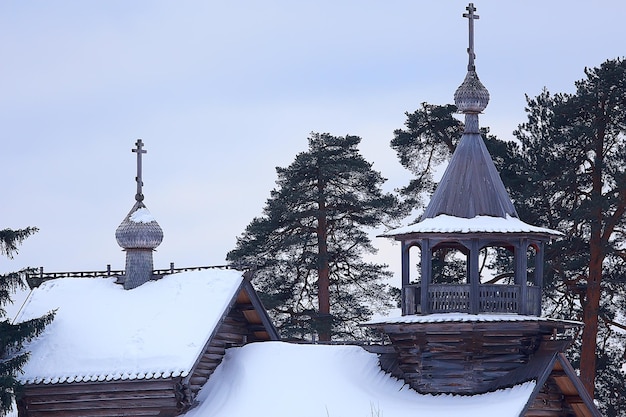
[463,3,479,71]
[132,139,146,202]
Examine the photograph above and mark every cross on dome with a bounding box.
[463,3,479,71]
[132,139,146,202]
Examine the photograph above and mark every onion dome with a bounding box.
[116,139,163,290]
[115,201,163,250]
[454,70,490,114]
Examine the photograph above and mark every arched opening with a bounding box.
[431,243,468,285]
[478,244,515,285]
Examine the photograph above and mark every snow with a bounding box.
[366,312,582,326]
[183,341,536,417]
[384,214,562,236]
[15,269,244,384]
[129,207,156,223]
[13,271,548,416]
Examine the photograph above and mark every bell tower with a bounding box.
[365,3,578,395]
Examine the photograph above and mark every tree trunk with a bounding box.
[580,121,605,399]
[317,181,331,341]
[581,234,602,399]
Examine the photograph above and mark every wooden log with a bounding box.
[25,396,178,411]
[24,379,177,395]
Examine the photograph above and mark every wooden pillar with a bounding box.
[420,239,431,314]
[515,238,529,314]
[534,241,544,289]
[401,241,410,288]
[401,241,410,315]
[469,239,480,314]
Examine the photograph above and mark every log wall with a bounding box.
[17,379,183,417]
[368,321,567,395]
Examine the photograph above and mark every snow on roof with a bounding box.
[15,269,244,384]
[365,312,582,326]
[183,341,536,417]
[383,214,562,237]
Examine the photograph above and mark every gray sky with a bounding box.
[1,1,625,280]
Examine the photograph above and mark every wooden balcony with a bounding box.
[402,283,542,316]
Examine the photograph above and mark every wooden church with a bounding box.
[14,140,279,416]
[12,4,602,417]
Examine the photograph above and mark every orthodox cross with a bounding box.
[463,3,479,71]
[132,139,146,202]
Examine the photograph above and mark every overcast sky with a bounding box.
[1,1,625,281]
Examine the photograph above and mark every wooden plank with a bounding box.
[22,409,165,417]
[27,390,176,405]
[25,396,178,411]
[24,379,177,395]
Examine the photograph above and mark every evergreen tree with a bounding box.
[513,58,626,406]
[390,58,626,416]
[0,227,54,416]
[228,133,404,341]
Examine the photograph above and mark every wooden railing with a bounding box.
[403,283,541,316]
[26,264,233,288]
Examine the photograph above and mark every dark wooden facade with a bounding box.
[365,319,576,395]
[17,280,278,417]
[365,319,600,417]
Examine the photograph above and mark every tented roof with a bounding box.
[421,132,518,220]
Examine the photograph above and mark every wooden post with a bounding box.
[469,239,480,314]
[401,241,410,315]
[515,238,529,314]
[420,239,431,314]
[534,241,544,288]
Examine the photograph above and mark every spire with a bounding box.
[115,140,164,290]
[421,3,517,220]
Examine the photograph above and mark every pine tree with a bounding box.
[390,58,626,416]
[228,133,404,341]
[513,58,626,405]
[0,228,54,416]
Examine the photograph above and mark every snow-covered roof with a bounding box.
[365,312,581,327]
[383,214,562,237]
[182,341,536,417]
[15,269,244,384]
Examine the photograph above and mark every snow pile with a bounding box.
[184,341,535,417]
[384,214,561,236]
[129,207,156,223]
[15,269,243,384]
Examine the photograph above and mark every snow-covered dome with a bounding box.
[115,201,163,250]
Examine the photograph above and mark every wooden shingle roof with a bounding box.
[421,131,518,220]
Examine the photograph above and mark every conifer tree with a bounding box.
[228,133,404,341]
[513,58,626,406]
[0,227,54,415]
